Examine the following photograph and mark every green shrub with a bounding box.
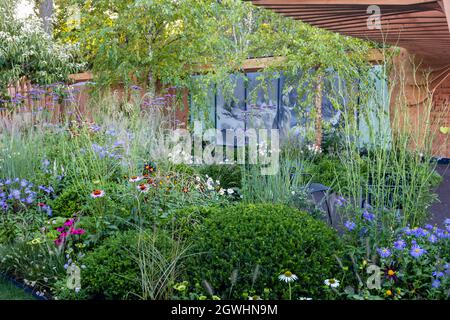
[50,184,85,217]
[82,231,140,299]
[185,203,341,299]
[308,156,341,187]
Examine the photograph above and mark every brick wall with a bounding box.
[431,74,450,158]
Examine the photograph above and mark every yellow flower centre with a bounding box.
[284,271,292,277]
[388,270,395,276]
[386,290,392,296]
[93,190,102,195]
[329,279,336,284]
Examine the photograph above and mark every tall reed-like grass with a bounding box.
[332,54,446,230]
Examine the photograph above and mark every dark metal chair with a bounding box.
[291,172,333,225]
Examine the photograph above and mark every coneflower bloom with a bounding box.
[136,183,150,193]
[91,189,105,198]
[129,176,142,183]
[144,163,156,173]
[278,271,298,283]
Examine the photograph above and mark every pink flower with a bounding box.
[70,228,86,235]
[54,238,63,246]
[59,232,68,239]
[91,189,105,198]
[64,219,74,227]
[56,227,65,232]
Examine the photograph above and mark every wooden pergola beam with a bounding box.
[250,0,434,5]
[441,0,450,31]
[250,0,450,66]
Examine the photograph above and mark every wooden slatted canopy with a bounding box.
[249,0,450,67]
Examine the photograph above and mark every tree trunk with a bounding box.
[38,0,53,36]
[315,76,323,147]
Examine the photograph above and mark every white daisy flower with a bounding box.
[324,278,340,288]
[278,271,298,283]
[227,188,234,195]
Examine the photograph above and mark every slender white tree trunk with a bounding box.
[38,0,53,36]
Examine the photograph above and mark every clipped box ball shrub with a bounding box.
[82,230,141,299]
[186,203,341,299]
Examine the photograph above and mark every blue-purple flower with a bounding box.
[344,220,356,231]
[432,279,441,288]
[411,227,428,237]
[432,271,444,278]
[410,245,427,258]
[428,234,438,243]
[393,239,406,250]
[335,196,347,207]
[377,247,392,258]
[362,210,375,222]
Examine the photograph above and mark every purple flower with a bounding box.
[393,239,406,250]
[428,234,438,243]
[0,200,7,210]
[38,185,54,194]
[432,271,444,278]
[25,196,34,204]
[410,245,427,258]
[444,218,450,225]
[377,247,392,258]
[436,230,449,239]
[41,159,50,168]
[335,196,347,207]
[363,210,375,222]
[10,189,21,200]
[432,279,441,288]
[130,85,142,91]
[344,220,356,231]
[411,227,428,237]
[20,179,28,188]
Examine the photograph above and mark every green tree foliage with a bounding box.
[0,0,83,93]
[53,0,372,101]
